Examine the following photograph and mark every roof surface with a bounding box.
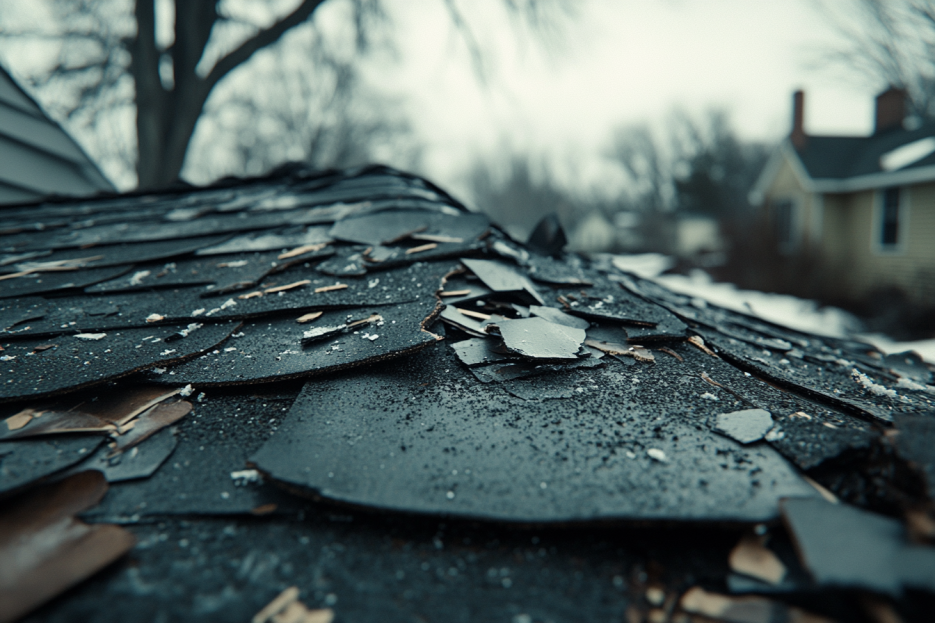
[795,123,935,181]
[1,165,934,622]
[0,66,115,203]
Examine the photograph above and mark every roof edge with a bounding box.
[748,139,816,205]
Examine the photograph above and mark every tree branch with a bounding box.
[201,0,326,95]
[443,0,487,84]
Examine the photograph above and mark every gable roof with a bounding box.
[751,123,935,202]
[1,165,933,620]
[0,66,115,203]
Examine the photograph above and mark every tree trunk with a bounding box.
[130,0,325,189]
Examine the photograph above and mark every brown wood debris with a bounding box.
[687,335,718,357]
[2,386,181,440]
[297,312,323,324]
[0,471,136,623]
[405,242,438,255]
[264,280,311,294]
[314,283,348,293]
[457,308,491,321]
[278,243,328,259]
[729,533,787,585]
[252,586,334,623]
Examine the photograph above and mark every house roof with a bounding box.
[1,165,933,621]
[0,66,115,203]
[751,123,935,202]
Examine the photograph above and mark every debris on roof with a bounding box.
[0,471,135,622]
[1,164,933,621]
[715,408,775,444]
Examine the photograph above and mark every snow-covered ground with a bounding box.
[610,254,935,363]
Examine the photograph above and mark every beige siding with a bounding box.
[761,153,935,304]
[818,184,935,304]
[760,156,823,249]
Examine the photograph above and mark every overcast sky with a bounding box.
[369,0,880,197]
[0,0,884,195]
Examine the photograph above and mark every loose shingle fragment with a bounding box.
[893,413,935,500]
[494,317,585,360]
[781,497,935,595]
[451,338,518,367]
[0,471,136,622]
[529,305,590,330]
[469,356,602,384]
[460,258,544,305]
[438,306,494,337]
[65,427,178,483]
[110,400,191,452]
[716,409,774,445]
[0,434,105,495]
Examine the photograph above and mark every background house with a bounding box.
[750,88,935,308]
[0,66,114,203]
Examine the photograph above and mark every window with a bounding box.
[880,187,900,246]
[873,186,908,254]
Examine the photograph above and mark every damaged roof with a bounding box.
[1,164,934,622]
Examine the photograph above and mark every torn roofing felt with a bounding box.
[2,164,935,621]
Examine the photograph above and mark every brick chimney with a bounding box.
[791,90,807,149]
[874,87,907,134]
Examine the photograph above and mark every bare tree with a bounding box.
[816,0,935,121]
[183,10,418,184]
[0,0,572,191]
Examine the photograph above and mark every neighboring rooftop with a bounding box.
[1,165,934,622]
[752,88,935,199]
[0,66,115,203]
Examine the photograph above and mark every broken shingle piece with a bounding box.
[460,258,544,306]
[529,305,590,330]
[437,306,494,337]
[494,317,585,360]
[0,471,136,623]
[111,400,191,452]
[451,338,518,367]
[715,409,774,445]
[469,356,602,384]
[0,435,106,495]
[781,497,935,596]
[65,426,179,483]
